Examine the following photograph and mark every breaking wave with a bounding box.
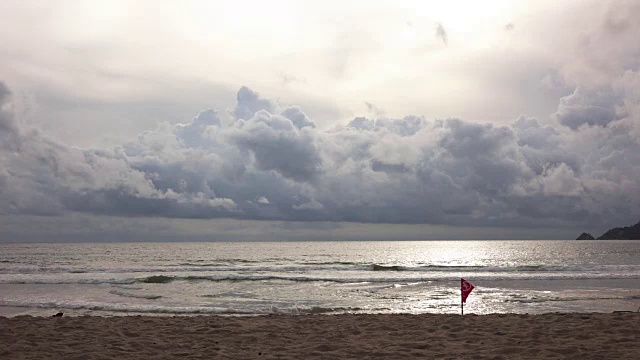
[504,294,640,304]
[0,300,364,315]
[138,275,174,284]
[108,290,163,300]
[369,264,587,272]
[3,272,640,285]
[2,262,637,276]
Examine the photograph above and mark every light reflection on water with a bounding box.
[1,240,640,316]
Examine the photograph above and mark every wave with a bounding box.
[111,285,143,290]
[3,262,639,276]
[177,263,223,267]
[178,258,294,265]
[272,306,364,315]
[371,265,405,271]
[368,264,588,272]
[0,274,417,285]
[136,273,640,285]
[504,294,640,304]
[108,290,162,300]
[369,264,489,271]
[0,264,365,275]
[0,300,256,315]
[200,291,256,299]
[176,258,279,266]
[0,277,139,285]
[139,275,174,284]
[3,272,640,285]
[0,300,363,316]
[0,274,640,285]
[296,261,363,266]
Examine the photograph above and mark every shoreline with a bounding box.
[2,312,640,359]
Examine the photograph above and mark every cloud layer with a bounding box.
[2,77,640,229]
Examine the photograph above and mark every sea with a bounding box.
[1,241,640,317]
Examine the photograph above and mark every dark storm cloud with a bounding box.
[228,109,322,182]
[0,82,11,108]
[1,80,640,228]
[554,87,620,130]
[175,109,222,148]
[0,82,20,149]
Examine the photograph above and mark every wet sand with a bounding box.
[1,312,640,359]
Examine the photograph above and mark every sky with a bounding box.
[1,0,640,241]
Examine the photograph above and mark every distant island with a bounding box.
[577,220,640,240]
[576,232,595,240]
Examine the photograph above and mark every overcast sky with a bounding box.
[1,0,640,241]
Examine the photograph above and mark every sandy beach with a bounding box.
[1,313,639,359]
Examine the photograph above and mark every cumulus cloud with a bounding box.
[281,106,316,129]
[228,110,321,182]
[0,83,20,150]
[554,87,620,130]
[0,83,237,218]
[293,199,324,211]
[233,86,275,121]
[1,80,640,229]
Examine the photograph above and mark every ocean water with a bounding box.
[1,241,640,317]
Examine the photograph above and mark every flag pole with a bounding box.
[460,278,463,315]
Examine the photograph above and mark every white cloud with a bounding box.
[1,0,640,238]
[293,199,324,211]
[554,87,620,130]
[1,81,640,230]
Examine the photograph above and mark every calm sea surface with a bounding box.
[1,241,640,316]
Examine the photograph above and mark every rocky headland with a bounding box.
[577,221,640,240]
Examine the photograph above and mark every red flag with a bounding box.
[461,278,475,303]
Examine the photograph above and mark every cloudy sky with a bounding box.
[1,0,640,241]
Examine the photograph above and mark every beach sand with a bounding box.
[1,313,639,359]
